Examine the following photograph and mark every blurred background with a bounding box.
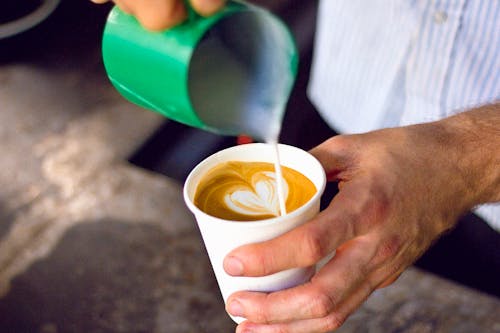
[0,0,498,332]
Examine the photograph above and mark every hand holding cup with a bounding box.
[183,143,327,323]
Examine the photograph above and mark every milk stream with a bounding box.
[267,137,287,217]
[274,143,287,217]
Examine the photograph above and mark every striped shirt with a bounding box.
[308,0,500,231]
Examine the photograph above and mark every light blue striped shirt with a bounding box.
[308,0,500,230]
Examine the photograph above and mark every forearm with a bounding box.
[422,103,500,211]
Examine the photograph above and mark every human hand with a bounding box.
[222,112,499,332]
[90,0,226,30]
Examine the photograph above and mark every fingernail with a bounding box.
[228,299,245,317]
[224,256,244,276]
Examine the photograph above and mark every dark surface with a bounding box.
[415,213,500,297]
[0,0,111,64]
[0,1,44,24]
[0,221,232,333]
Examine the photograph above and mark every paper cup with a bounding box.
[183,143,326,323]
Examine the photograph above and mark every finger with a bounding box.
[90,0,109,3]
[235,275,377,333]
[113,0,133,14]
[227,236,379,323]
[190,0,226,16]
[376,272,402,289]
[128,0,187,31]
[227,284,322,325]
[234,255,401,332]
[223,194,358,277]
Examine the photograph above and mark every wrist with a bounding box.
[432,103,500,209]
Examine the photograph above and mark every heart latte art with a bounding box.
[194,161,316,221]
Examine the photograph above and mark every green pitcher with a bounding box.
[102,0,298,141]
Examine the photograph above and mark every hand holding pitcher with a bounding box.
[91,0,227,30]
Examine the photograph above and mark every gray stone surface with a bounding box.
[0,1,499,332]
[0,220,234,332]
[337,269,500,333]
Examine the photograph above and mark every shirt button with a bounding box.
[433,11,448,24]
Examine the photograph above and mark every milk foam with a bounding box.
[224,171,289,217]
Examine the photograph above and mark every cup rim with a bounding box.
[183,143,326,227]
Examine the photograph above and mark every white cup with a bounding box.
[183,143,326,323]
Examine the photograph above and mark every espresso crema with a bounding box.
[194,161,316,221]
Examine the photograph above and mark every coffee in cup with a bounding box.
[194,161,316,221]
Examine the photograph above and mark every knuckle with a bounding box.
[249,294,274,324]
[238,243,271,276]
[257,245,276,276]
[303,227,330,264]
[322,312,347,331]
[327,134,353,151]
[361,279,377,297]
[273,326,291,333]
[375,236,402,265]
[251,304,271,324]
[309,291,336,318]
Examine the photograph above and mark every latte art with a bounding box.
[194,161,316,221]
[225,171,288,217]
